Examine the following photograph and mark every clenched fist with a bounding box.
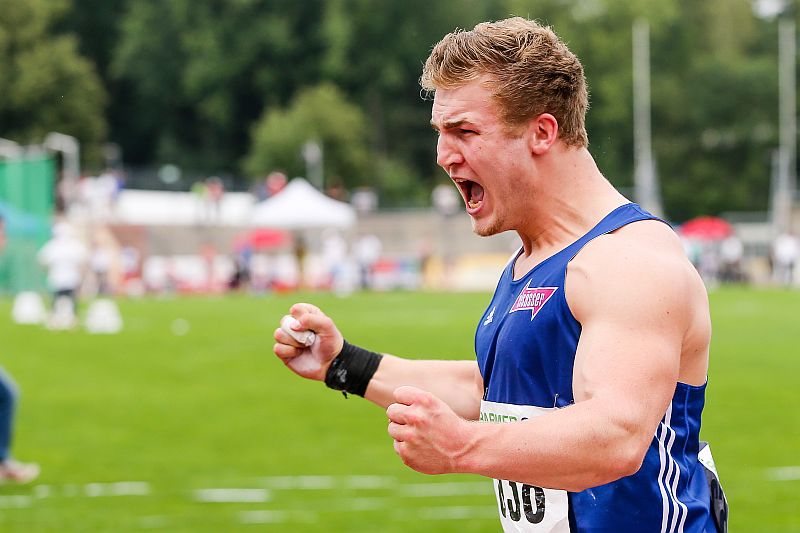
[386,386,473,475]
[273,303,344,381]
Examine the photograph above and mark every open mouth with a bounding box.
[453,178,485,211]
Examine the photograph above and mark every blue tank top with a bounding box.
[475,203,716,532]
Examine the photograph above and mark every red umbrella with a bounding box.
[233,228,289,250]
[679,216,733,241]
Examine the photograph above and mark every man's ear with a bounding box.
[526,113,559,155]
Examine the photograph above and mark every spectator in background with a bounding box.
[680,235,702,271]
[119,246,144,294]
[89,239,113,297]
[200,244,217,292]
[719,234,744,284]
[0,370,39,484]
[354,234,382,290]
[252,178,269,202]
[266,171,288,198]
[252,171,288,202]
[94,170,120,221]
[698,242,721,287]
[325,180,348,202]
[37,222,88,328]
[229,245,253,292]
[191,180,208,224]
[293,234,308,289]
[772,231,799,286]
[320,229,351,293]
[0,215,40,483]
[205,176,225,223]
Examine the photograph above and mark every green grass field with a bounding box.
[0,288,797,532]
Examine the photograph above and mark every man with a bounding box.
[0,215,40,483]
[37,221,88,329]
[772,231,798,286]
[274,18,722,532]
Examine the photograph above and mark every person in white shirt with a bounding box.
[37,222,88,316]
[772,232,799,286]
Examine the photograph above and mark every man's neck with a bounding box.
[516,147,628,260]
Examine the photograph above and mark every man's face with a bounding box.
[431,80,532,236]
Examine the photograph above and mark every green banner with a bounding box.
[0,156,55,293]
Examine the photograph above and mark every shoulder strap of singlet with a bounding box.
[502,203,668,281]
[565,203,667,262]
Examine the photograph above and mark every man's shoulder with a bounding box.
[573,219,685,273]
[567,219,703,320]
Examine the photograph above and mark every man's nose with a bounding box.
[436,135,463,171]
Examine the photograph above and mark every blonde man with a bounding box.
[275,18,724,532]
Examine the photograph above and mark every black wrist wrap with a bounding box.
[324,340,383,398]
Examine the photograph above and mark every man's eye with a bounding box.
[460,129,475,135]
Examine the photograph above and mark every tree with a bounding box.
[650,0,778,220]
[111,0,328,172]
[0,0,107,165]
[244,83,369,189]
[63,0,790,217]
[320,0,507,190]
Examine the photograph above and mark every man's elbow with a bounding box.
[613,438,649,478]
[570,434,649,492]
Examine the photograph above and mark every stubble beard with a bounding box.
[471,216,503,237]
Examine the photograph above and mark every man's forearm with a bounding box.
[364,355,482,418]
[457,398,651,492]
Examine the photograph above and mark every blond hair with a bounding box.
[421,17,589,147]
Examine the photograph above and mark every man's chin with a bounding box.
[471,218,501,237]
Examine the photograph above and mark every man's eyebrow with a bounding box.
[430,118,468,131]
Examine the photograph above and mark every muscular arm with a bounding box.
[273,303,484,420]
[365,356,483,418]
[390,223,708,491]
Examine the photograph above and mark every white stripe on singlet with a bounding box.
[657,403,689,533]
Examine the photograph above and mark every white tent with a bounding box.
[114,190,255,226]
[250,178,356,230]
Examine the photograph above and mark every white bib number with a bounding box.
[481,400,572,532]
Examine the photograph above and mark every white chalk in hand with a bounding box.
[280,315,316,347]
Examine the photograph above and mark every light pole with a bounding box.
[777,11,796,234]
[43,132,81,209]
[302,140,324,190]
[632,18,663,218]
[754,0,797,235]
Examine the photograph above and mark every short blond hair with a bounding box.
[421,17,589,147]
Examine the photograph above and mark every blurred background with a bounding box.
[2,0,800,294]
[0,1,798,532]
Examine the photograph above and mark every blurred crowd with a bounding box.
[26,217,800,324]
[57,169,125,222]
[680,231,799,288]
[30,220,408,305]
[4,171,799,334]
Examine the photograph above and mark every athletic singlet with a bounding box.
[475,203,717,532]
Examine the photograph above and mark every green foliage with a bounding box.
[0,0,107,165]
[49,0,800,217]
[374,157,431,208]
[111,0,328,172]
[243,83,369,187]
[649,1,779,220]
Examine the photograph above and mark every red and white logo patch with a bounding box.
[509,281,558,321]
